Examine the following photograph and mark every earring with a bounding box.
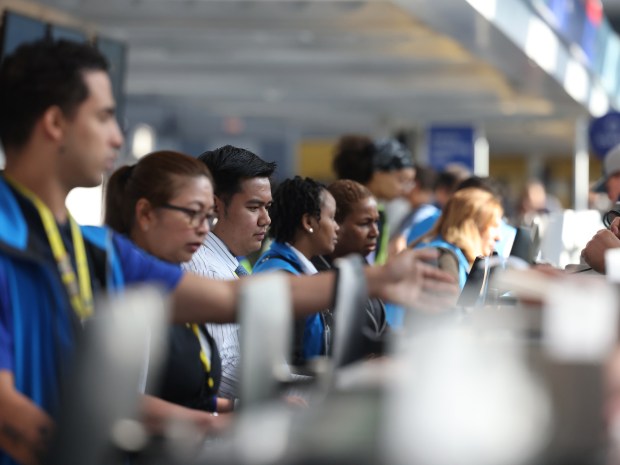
[308,227,314,233]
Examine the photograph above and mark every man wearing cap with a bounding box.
[594,144,620,203]
[582,145,620,272]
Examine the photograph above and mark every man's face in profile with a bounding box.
[59,71,123,189]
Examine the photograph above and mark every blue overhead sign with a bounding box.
[589,111,620,159]
[531,0,603,66]
[427,126,475,172]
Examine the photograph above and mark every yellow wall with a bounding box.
[297,139,336,182]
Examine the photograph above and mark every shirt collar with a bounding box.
[207,231,239,269]
[285,242,318,275]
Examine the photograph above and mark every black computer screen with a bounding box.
[50,24,87,43]
[0,10,48,61]
[510,225,540,264]
[457,256,489,307]
[95,36,127,124]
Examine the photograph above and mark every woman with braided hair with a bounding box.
[312,179,389,363]
[253,176,339,367]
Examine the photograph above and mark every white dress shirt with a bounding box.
[182,231,241,399]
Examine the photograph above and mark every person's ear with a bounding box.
[301,213,315,234]
[213,195,224,218]
[40,106,66,144]
[135,198,155,232]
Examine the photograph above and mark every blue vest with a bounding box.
[253,242,326,360]
[414,237,470,289]
[406,209,441,245]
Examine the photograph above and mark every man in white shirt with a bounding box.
[183,145,275,399]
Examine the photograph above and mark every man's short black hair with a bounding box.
[0,39,109,151]
[197,145,276,205]
[434,171,461,192]
[456,175,502,199]
[414,164,437,191]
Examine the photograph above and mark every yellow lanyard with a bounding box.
[188,324,215,389]
[5,176,94,322]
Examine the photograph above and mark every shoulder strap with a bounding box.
[255,252,304,274]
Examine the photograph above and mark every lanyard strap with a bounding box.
[188,324,215,389]
[5,176,94,322]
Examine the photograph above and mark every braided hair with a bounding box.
[269,176,326,243]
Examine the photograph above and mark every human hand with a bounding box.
[581,229,620,273]
[373,248,458,311]
[215,397,234,413]
[190,410,232,436]
[0,373,54,465]
[282,395,308,409]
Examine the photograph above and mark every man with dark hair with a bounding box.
[183,145,276,400]
[0,40,455,465]
[0,40,110,152]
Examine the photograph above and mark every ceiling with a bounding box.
[20,0,601,154]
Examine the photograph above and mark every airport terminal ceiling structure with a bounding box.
[12,0,620,154]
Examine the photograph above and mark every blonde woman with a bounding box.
[411,188,503,289]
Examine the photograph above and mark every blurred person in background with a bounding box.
[433,168,467,209]
[453,176,517,258]
[332,135,414,265]
[411,188,503,289]
[593,144,620,205]
[105,151,232,436]
[515,179,562,227]
[579,146,620,273]
[312,179,388,362]
[390,164,438,254]
[404,167,467,245]
[253,176,339,367]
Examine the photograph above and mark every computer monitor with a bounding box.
[457,256,490,308]
[0,10,48,61]
[50,24,88,43]
[510,225,540,264]
[46,286,169,465]
[95,36,127,124]
[330,255,368,370]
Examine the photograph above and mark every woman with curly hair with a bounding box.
[253,176,339,366]
[312,179,389,363]
[410,187,503,289]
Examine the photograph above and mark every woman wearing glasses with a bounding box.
[105,150,231,437]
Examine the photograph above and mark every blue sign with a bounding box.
[532,0,603,66]
[588,111,620,159]
[427,126,475,172]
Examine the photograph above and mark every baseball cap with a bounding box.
[372,138,414,171]
[593,144,620,193]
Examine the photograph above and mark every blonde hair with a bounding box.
[413,188,503,264]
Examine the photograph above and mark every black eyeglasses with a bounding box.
[604,207,620,229]
[159,203,214,228]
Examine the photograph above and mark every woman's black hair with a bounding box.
[268,176,326,243]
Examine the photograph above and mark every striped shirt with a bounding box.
[182,231,240,399]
